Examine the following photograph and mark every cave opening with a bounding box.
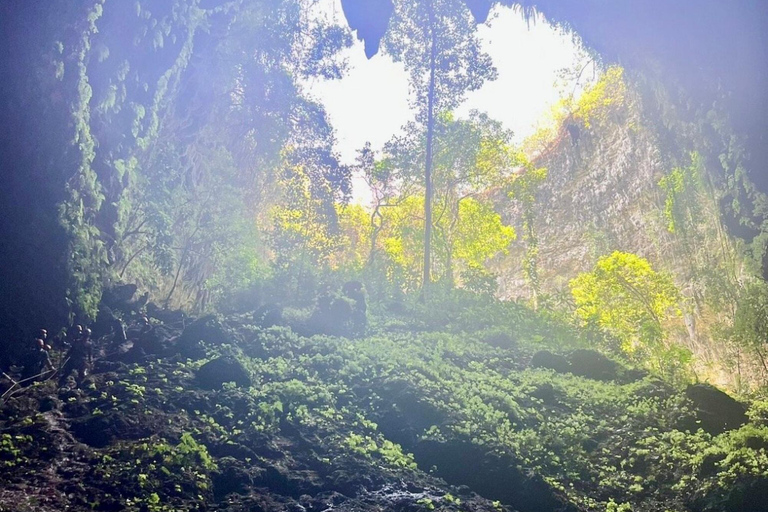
[0,0,766,381]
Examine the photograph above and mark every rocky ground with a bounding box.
[1,295,767,512]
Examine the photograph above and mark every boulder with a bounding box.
[71,411,152,448]
[91,305,126,342]
[567,349,621,381]
[685,383,747,434]
[146,302,186,325]
[412,440,578,512]
[530,350,570,373]
[531,382,557,405]
[176,338,207,360]
[101,284,137,308]
[253,304,283,328]
[180,315,232,346]
[134,324,176,355]
[196,356,251,390]
[482,331,517,350]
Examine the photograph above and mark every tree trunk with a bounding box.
[368,208,382,269]
[423,0,437,293]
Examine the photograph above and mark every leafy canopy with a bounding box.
[570,251,682,357]
[383,0,496,121]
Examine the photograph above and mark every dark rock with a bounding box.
[129,324,175,356]
[255,464,324,498]
[721,477,768,512]
[175,315,233,359]
[304,284,367,338]
[412,440,578,512]
[0,377,14,396]
[567,349,621,381]
[60,396,90,417]
[38,396,62,412]
[531,382,557,405]
[101,284,137,308]
[376,380,445,449]
[93,359,127,373]
[196,356,251,390]
[581,438,599,452]
[674,411,702,434]
[179,315,232,346]
[743,432,768,451]
[212,457,253,500]
[531,350,570,373]
[146,302,186,325]
[207,440,257,460]
[482,331,517,349]
[253,303,283,328]
[70,414,115,448]
[685,384,748,434]
[70,411,152,448]
[299,492,348,512]
[176,338,207,360]
[117,346,149,364]
[699,452,726,477]
[624,367,649,382]
[92,305,126,342]
[454,484,471,496]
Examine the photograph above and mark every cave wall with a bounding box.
[0,3,81,344]
[514,0,768,190]
[493,73,747,384]
[0,0,224,346]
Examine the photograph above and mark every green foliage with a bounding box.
[3,292,768,512]
[268,164,346,300]
[59,1,108,322]
[508,164,548,306]
[658,152,705,234]
[174,432,217,472]
[523,65,627,154]
[731,280,768,381]
[384,1,496,124]
[0,433,33,468]
[377,195,514,291]
[334,203,374,273]
[570,251,688,378]
[6,4,768,510]
[345,433,417,468]
[358,112,517,292]
[572,66,627,129]
[230,312,764,511]
[451,198,515,274]
[43,0,354,318]
[384,0,497,286]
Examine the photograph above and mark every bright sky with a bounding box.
[302,1,595,201]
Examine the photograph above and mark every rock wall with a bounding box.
[493,75,746,384]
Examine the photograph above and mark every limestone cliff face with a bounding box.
[498,110,666,297]
[493,75,745,383]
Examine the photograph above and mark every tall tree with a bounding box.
[387,111,517,285]
[383,0,496,290]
